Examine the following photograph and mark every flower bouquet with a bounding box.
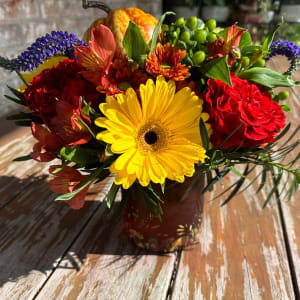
[0,2,299,252]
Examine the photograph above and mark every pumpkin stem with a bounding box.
[82,0,111,13]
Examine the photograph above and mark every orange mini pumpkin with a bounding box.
[83,7,158,55]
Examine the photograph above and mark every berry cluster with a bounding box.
[162,17,217,66]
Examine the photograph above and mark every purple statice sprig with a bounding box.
[0,31,86,72]
[265,40,300,75]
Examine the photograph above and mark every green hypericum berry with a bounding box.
[171,31,178,39]
[180,31,191,43]
[241,56,250,67]
[192,51,206,65]
[194,29,207,44]
[176,17,185,27]
[278,90,289,100]
[186,16,198,31]
[253,58,265,67]
[207,32,217,43]
[205,19,217,32]
[162,24,169,32]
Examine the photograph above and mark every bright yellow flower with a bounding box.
[95,76,211,189]
[18,56,68,92]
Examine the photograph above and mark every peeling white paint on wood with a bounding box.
[199,214,213,256]
[242,259,262,300]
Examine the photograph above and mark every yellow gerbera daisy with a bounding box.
[95,76,211,189]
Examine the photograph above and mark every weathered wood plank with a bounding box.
[0,152,115,300]
[35,197,176,300]
[171,175,294,299]
[0,128,54,209]
[172,56,299,300]
[274,72,300,293]
[0,128,176,300]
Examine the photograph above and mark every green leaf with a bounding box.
[262,21,282,53]
[123,21,150,65]
[106,183,120,208]
[221,165,249,206]
[281,104,291,112]
[218,122,243,149]
[60,146,98,166]
[241,45,261,58]
[6,112,42,123]
[257,167,268,194]
[74,117,95,138]
[15,120,32,126]
[150,11,175,51]
[105,144,114,157]
[202,55,232,86]
[238,68,300,88]
[55,162,110,201]
[13,154,32,161]
[294,171,300,184]
[7,85,24,100]
[4,94,24,105]
[161,182,165,194]
[199,117,210,151]
[239,31,252,49]
[228,166,246,178]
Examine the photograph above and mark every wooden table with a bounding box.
[0,60,299,300]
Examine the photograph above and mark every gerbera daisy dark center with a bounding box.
[144,130,158,145]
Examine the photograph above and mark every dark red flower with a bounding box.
[49,96,92,146]
[205,74,286,149]
[23,59,101,122]
[49,165,91,209]
[30,122,64,162]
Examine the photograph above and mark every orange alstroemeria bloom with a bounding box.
[74,24,119,94]
[207,24,246,65]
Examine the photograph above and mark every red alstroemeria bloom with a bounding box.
[30,122,64,162]
[48,165,91,209]
[49,97,92,146]
[74,25,119,95]
[207,24,246,65]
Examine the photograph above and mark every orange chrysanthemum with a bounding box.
[145,43,190,81]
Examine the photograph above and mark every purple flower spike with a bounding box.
[265,40,300,74]
[0,31,86,72]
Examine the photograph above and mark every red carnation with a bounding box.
[23,59,101,123]
[205,74,286,149]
